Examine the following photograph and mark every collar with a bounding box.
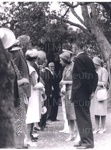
[76,52,84,57]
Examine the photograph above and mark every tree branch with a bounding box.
[51,14,92,37]
[61,8,70,18]
[79,2,92,6]
[71,8,86,27]
[81,5,92,31]
[64,2,79,9]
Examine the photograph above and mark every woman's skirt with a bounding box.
[65,89,76,120]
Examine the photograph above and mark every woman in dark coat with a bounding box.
[0,38,16,148]
[0,28,29,148]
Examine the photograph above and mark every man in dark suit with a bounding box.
[47,62,61,121]
[39,59,53,129]
[71,42,98,149]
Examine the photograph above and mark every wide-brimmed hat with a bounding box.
[59,51,71,61]
[25,49,39,58]
[93,57,101,66]
[9,39,21,51]
[0,28,16,49]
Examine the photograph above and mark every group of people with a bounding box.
[0,27,109,149]
[0,28,60,148]
[59,43,109,149]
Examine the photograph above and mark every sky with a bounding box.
[50,1,84,30]
[0,1,84,30]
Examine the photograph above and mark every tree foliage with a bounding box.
[0,2,77,62]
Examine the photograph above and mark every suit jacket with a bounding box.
[51,71,61,99]
[40,68,53,97]
[14,51,31,98]
[71,52,98,102]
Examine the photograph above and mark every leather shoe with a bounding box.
[76,145,94,149]
[74,141,82,147]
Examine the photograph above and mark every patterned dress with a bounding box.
[12,61,27,136]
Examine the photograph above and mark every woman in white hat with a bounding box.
[25,49,45,147]
[0,28,29,148]
[92,57,108,134]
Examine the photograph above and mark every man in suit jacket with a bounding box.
[39,59,53,129]
[47,62,61,121]
[71,42,98,149]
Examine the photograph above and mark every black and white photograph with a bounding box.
[0,1,111,149]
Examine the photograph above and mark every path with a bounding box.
[30,105,111,150]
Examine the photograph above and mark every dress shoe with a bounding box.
[22,145,28,149]
[74,141,82,147]
[24,141,38,147]
[98,128,106,134]
[76,145,94,149]
[65,135,76,142]
[59,129,69,133]
[93,128,100,134]
[33,126,41,131]
[41,126,45,131]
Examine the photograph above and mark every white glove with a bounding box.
[34,82,44,90]
[61,85,66,94]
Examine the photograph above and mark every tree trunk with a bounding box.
[82,4,111,111]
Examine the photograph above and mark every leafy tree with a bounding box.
[51,2,111,109]
[0,2,77,62]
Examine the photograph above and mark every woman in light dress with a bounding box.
[25,49,44,146]
[92,57,108,134]
[59,51,77,141]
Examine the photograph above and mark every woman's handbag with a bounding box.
[96,85,108,101]
[41,106,47,115]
